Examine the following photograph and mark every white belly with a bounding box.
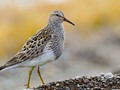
[20,50,55,67]
[0,50,55,72]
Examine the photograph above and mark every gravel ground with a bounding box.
[27,73,120,90]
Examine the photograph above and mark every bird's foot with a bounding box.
[24,83,30,89]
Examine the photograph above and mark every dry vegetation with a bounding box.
[0,0,120,58]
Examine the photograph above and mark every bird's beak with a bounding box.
[63,17,75,26]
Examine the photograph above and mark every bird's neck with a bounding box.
[47,20,64,32]
[47,20,64,39]
[48,20,60,26]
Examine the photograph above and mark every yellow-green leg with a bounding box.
[37,67,45,84]
[24,66,35,89]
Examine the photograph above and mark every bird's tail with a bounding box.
[0,66,6,71]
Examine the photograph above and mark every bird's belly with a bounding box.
[21,50,55,67]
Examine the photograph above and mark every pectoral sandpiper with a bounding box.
[0,10,75,89]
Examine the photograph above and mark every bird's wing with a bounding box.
[4,28,54,67]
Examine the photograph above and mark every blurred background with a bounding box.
[0,0,120,90]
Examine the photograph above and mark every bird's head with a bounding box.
[49,10,75,26]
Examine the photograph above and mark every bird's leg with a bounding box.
[37,67,45,84]
[24,66,35,89]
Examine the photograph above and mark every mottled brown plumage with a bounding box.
[5,28,54,67]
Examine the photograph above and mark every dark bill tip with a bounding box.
[64,17,75,26]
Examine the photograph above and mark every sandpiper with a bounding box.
[0,10,75,89]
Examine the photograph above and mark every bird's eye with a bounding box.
[56,14,59,16]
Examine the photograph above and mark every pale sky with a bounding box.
[0,0,68,8]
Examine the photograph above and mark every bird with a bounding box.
[0,10,75,89]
